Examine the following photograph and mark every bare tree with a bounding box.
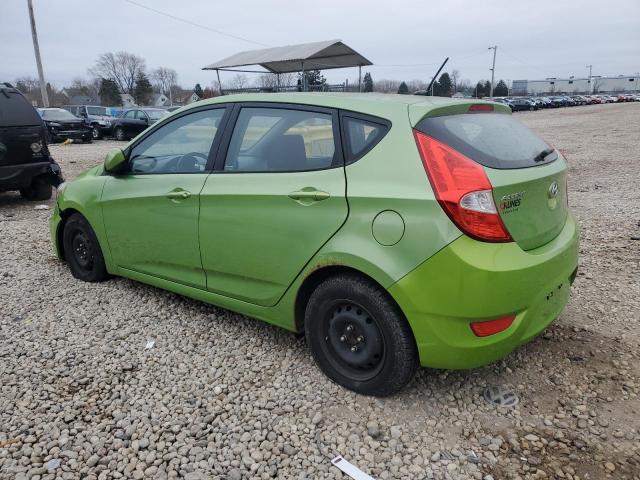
[226,74,249,90]
[407,79,428,92]
[451,69,460,94]
[89,52,146,94]
[373,79,401,93]
[151,67,178,95]
[592,78,604,93]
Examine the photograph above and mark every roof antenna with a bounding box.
[422,57,449,96]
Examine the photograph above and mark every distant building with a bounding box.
[151,93,169,107]
[119,93,136,108]
[512,75,639,95]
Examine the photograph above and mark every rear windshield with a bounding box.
[415,112,556,169]
[0,87,43,127]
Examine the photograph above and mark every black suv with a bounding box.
[39,108,92,143]
[0,83,63,200]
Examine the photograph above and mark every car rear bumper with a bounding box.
[0,159,64,190]
[388,213,579,369]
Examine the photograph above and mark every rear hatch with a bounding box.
[0,84,49,167]
[413,104,567,250]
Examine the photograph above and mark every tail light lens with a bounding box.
[413,131,512,242]
[470,314,516,337]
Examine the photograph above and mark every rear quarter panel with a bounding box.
[302,102,461,288]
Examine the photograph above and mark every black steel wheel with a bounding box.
[323,300,385,382]
[305,274,418,396]
[62,213,109,282]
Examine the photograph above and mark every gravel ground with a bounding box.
[1,103,639,480]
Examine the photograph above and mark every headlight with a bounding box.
[49,122,62,127]
[30,141,43,153]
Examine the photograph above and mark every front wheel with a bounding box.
[91,126,101,140]
[62,213,109,282]
[114,127,126,141]
[305,274,418,396]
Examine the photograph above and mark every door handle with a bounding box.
[166,190,191,200]
[288,189,330,201]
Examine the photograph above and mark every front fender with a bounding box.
[52,171,115,272]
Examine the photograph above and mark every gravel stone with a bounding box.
[1,104,639,479]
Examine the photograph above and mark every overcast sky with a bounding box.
[2,0,639,90]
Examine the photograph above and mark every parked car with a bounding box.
[63,105,115,140]
[490,98,514,111]
[0,83,63,200]
[548,96,568,107]
[110,108,169,141]
[509,97,537,111]
[51,94,579,396]
[38,108,92,143]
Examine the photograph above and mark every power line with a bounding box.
[123,0,270,47]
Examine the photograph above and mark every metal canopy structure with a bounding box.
[202,39,372,93]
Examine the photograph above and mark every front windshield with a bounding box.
[145,109,168,120]
[87,106,111,117]
[41,109,79,121]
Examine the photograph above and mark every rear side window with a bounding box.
[0,87,42,127]
[415,113,556,169]
[224,107,337,172]
[342,115,390,164]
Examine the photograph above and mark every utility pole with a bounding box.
[488,45,497,99]
[634,72,639,93]
[585,64,593,94]
[27,0,49,107]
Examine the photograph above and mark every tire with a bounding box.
[305,274,418,396]
[83,136,93,144]
[91,126,101,140]
[115,127,126,141]
[62,213,109,282]
[20,176,52,201]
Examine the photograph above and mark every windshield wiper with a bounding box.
[533,147,555,163]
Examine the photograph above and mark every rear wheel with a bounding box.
[305,274,418,396]
[20,176,52,201]
[62,213,109,282]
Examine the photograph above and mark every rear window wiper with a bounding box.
[533,147,555,163]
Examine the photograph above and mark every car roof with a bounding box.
[179,92,499,123]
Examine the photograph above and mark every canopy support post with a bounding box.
[358,65,362,92]
[216,69,224,96]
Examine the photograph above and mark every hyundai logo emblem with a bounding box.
[548,181,559,199]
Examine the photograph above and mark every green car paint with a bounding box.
[51,92,579,370]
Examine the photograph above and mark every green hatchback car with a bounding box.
[51,93,579,396]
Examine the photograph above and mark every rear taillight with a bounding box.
[413,131,512,242]
[470,314,516,337]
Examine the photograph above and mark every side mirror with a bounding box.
[104,148,126,173]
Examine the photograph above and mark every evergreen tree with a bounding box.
[397,81,409,94]
[363,72,373,92]
[134,72,153,105]
[297,70,326,91]
[484,80,492,96]
[437,72,453,97]
[99,78,121,106]
[494,79,509,96]
[194,83,204,98]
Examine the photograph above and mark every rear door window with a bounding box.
[342,115,390,163]
[0,87,42,127]
[224,107,337,172]
[415,112,556,169]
